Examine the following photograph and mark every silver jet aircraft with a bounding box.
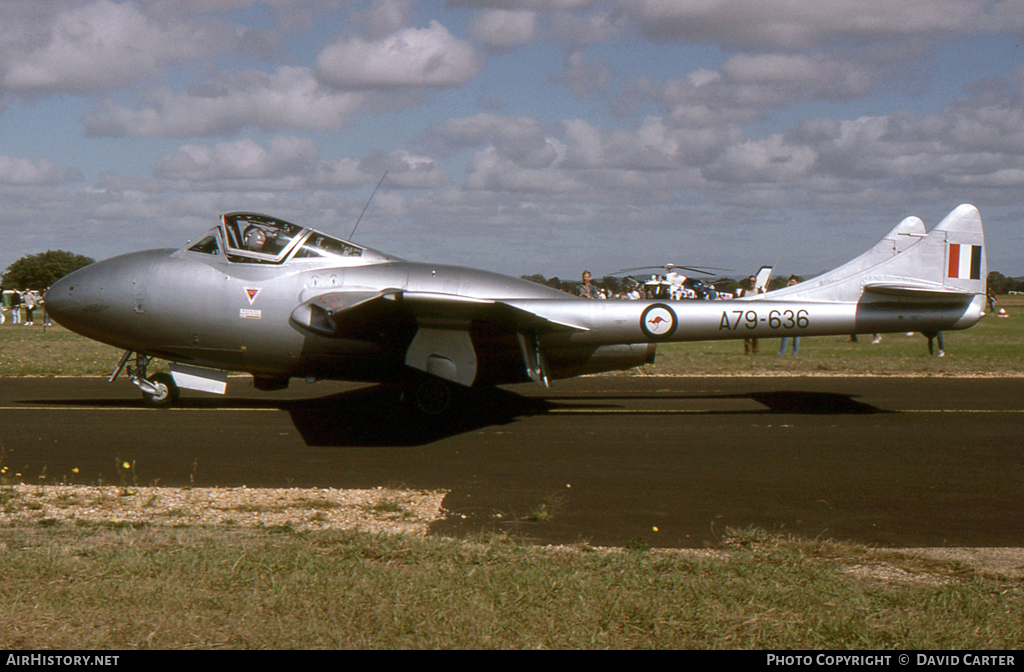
[46,205,987,412]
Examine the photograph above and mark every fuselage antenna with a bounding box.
[349,170,388,241]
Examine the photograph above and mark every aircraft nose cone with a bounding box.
[45,266,98,333]
[44,249,176,349]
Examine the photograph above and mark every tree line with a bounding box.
[1,250,95,290]
[986,272,1024,294]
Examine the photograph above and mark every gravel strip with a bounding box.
[0,484,448,536]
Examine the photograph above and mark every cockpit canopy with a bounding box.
[186,212,392,266]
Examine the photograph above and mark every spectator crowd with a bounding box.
[0,287,49,326]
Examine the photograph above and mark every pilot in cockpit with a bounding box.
[243,225,267,251]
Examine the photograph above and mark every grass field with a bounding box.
[1,297,1022,649]
[0,525,1021,649]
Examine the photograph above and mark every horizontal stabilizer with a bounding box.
[862,282,976,301]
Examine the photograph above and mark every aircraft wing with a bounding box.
[290,289,589,338]
[399,291,589,331]
[290,288,589,388]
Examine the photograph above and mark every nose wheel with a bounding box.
[140,372,180,408]
[112,352,180,408]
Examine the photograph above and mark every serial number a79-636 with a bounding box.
[718,309,809,331]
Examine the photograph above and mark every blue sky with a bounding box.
[1,0,1023,281]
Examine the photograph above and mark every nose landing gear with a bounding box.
[140,372,180,408]
[110,351,180,408]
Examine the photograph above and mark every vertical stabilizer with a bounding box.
[933,204,986,296]
[756,215,926,301]
[781,205,985,304]
[861,204,986,297]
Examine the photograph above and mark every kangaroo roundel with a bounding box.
[640,304,677,339]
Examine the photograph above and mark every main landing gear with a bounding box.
[110,351,180,408]
[399,375,461,416]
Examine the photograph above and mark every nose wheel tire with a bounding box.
[141,373,180,408]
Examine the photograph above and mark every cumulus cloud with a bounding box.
[154,137,318,184]
[650,53,878,123]
[350,0,417,38]
[356,150,451,189]
[431,113,549,151]
[0,0,252,95]
[429,113,720,199]
[785,101,1024,191]
[0,156,82,185]
[556,51,614,98]
[450,0,598,9]
[426,62,1024,209]
[151,137,449,192]
[83,67,385,137]
[316,21,483,89]
[469,10,537,50]
[627,0,997,51]
[550,8,629,48]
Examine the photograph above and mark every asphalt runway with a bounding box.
[1,375,1022,549]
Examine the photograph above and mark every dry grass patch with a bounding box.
[0,485,447,536]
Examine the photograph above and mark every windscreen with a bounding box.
[221,213,306,263]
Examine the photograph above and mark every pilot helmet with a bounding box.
[244,227,267,251]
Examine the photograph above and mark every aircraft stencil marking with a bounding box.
[719,309,809,331]
[244,288,261,305]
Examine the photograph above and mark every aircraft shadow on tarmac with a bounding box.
[21,384,553,448]
[284,385,553,447]
[543,390,886,416]
[727,391,886,415]
[294,388,886,445]
[25,386,885,447]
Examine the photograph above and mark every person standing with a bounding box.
[23,289,38,326]
[41,287,52,326]
[778,276,800,355]
[578,270,599,299]
[738,275,760,354]
[10,290,21,325]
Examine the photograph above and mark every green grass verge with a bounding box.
[0,322,122,376]
[0,525,1021,649]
